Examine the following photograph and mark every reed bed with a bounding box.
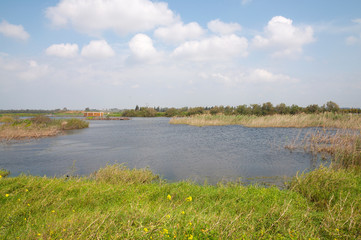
[170,113,361,129]
[0,116,89,141]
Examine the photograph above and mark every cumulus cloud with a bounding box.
[252,16,314,57]
[0,20,30,40]
[81,40,115,58]
[129,33,161,62]
[18,60,49,81]
[46,0,177,35]
[172,34,248,61]
[45,43,79,58]
[154,22,204,44]
[201,68,298,86]
[207,19,242,35]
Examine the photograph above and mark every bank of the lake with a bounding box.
[0,116,89,141]
[1,164,360,239]
[169,113,361,129]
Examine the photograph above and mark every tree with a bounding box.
[325,101,340,113]
[135,105,140,111]
[261,102,275,115]
[275,103,288,114]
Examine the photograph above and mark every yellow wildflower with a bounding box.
[0,175,2,178]
[144,228,149,233]
[51,210,55,213]
[163,229,168,234]
[186,196,192,202]
[25,189,28,192]
[189,222,192,226]
[27,204,30,206]
[188,234,193,239]
[167,194,172,200]
[37,233,41,236]
[166,214,170,218]
[336,228,339,232]
[181,211,185,215]
[5,194,9,197]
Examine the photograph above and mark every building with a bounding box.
[83,112,104,117]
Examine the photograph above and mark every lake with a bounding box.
[0,117,322,185]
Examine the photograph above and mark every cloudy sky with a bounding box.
[1,0,361,109]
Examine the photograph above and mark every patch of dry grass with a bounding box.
[170,113,361,129]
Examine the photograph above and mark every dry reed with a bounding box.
[170,113,361,129]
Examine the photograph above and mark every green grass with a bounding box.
[1,165,360,239]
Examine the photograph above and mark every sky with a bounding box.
[0,0,361,110]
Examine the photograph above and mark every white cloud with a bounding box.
[241,0,253,5]
[45,43,79,58]
[0,20,30,40]
[154,22,204,44]
[18,60,49,81]
[81,40,115,58]
[201,68,298,86]
[252,16,314,57]
[129,33,161,63]
[172,34,248,61]
[207,19,242,35]
[352,18,361,25]
[46,0,177,36]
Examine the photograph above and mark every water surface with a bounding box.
[0,118,320,184]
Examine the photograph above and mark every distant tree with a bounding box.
[85,107,90,111]
[135,105,140,111]
[235,105,249,115]
[289,104,301,115]
[250,104,262,116]
[224,106,234,115]
[305,104,320,114]
[165,108,179,117]
[275,103,288,114]
[261,102,275,115]
[325,101,340,113]
[210,106,224,115]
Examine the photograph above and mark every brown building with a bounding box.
[83,112,104,117]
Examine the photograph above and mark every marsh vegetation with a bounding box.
[0,116,89,141]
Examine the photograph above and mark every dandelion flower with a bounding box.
[5,194,9,197]
[27,204,30,206]
[51,210,55,213]
[166,215,170,218]
[181,211,185,215]
[188,234,193,239]
[37,233,41,236]
[167,194,172,200]
[25,189,28,192]
[0,175,2,178]
[186,196,192,202]
[163,229,168,234]
[189,222,192,226]
[144,228,148,233]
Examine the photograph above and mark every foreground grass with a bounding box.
[1,165,360,239]
[0,116,89,140]
[169,113,361,129]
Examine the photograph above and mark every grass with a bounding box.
[169,113,361,129]
[0,116,89,141]
[0,164,360,239]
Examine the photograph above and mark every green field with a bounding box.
[1,164,360,239]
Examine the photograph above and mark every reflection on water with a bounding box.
[0,118,324,184]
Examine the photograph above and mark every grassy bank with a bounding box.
[0,116,89,141]
[0,164,360,239]
[169,113,361,129]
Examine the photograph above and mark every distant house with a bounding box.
[84,112,104,117]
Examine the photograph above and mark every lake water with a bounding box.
[0,118,322,185]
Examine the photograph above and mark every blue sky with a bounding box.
[0,0,361,109]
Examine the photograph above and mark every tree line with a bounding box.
[121,101,361,117]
